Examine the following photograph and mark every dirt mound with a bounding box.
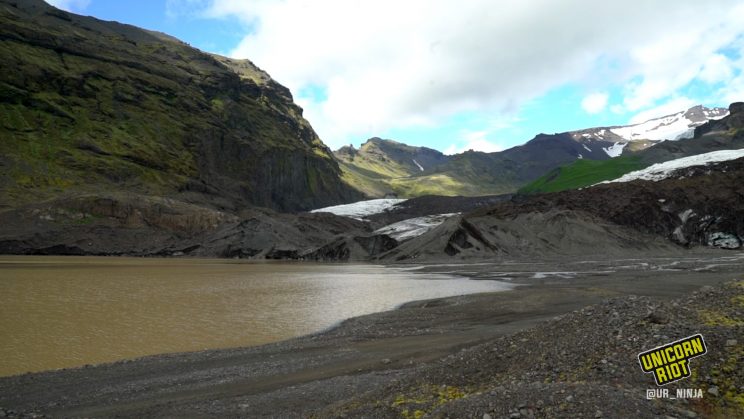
[381,210,681,262]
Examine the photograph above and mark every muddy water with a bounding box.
[0,256,510,376]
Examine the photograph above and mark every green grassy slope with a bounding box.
[518,156,645,194]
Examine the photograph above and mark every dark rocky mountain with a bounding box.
[0,0,360,213]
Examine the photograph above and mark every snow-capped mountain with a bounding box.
[569,105,729,158]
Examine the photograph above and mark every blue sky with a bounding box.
[47,1,744,153]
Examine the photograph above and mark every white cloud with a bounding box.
[715,37,744,105]
[700,54,734,84]
[629,97,697,125]
[581,92,609,114]
[444,131,504,155]
[620,3,744,112]
[717,75,744,107]
[199,0,744,149]
[45,0,90,13]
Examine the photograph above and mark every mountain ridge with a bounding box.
[335,104,728,198]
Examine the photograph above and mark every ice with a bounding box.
[705,108,728,120]
[707,232,741,249]
[598,149,744,184]
[311,198,407,219]
[374,213,456,241]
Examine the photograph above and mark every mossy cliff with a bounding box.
[0,0,360,212]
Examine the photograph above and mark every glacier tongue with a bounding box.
[597,149,744,184]
[311,198,406,219]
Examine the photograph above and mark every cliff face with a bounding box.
[0,0,360,212]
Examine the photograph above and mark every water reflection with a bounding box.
[0,256,510,376]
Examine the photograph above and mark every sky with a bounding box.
[47,0,744,154]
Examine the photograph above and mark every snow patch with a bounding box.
[609,107,728,143]
[311,199,406,220]
[611,111,691,142]
[412,159,424,172]
[582,144,592,152]
[602,142,627,158]
[705,108,729,120]
[599,149,744,184]
[374,213,456,241]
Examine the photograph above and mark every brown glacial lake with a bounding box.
[0,256,510,376]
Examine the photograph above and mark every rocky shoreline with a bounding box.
[0,252,741,418]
